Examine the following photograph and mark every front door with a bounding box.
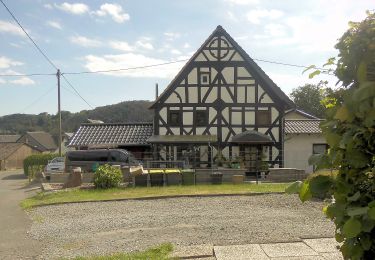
[241,146,259,171]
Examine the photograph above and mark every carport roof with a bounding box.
[69,123,153,148]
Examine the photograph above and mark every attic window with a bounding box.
[168,111,181,126]
[200,72,210,85]
[195,111,207,126]
[255,110,271,125]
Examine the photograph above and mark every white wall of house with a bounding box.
[284,133,326,173]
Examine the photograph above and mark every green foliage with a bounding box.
[287,11,375,260]
[290,82,333,118]
[23,153,59,178]
[93,164,122,189]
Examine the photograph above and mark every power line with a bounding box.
[0,0,94,111]
[61,74,95,109]
[62,59,190,75]
[0,0,58,70]
[0,72,55,77]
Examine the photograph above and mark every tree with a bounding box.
[290,82,331,118]
[287,11,375,259]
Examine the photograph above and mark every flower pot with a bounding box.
[210,172,223,185]
[150,173,164,186]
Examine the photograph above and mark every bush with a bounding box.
[93,164,122,189]
[23,153,59,177]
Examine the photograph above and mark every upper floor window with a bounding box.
[196,111,207,126]
[169,111,181,126]
[200,72,210,85]
[255,110,271,125]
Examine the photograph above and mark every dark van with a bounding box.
[65,149,140,172]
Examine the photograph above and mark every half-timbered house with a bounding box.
[148,26,294,168]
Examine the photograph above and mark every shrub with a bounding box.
[23,153,59,177]
[287,12,375,260]
[93,164,122,189]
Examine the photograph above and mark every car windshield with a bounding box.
[51,157,65,163]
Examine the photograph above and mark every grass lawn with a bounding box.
[21,183,289,209]
[69,243,173,260]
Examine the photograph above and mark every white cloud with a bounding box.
[164,32,180,41]
[171,49,182,55]
[47,20,63,30]
[9,77,35,85]
[183,43,190,48]
[109,40,133,52]
[0,78,5,84]
[0,56,23,69]
[246,9,283,24]
[84,53,184,78]
[0,20,26,37]
[44,4,53,9]
[70,35,102,47]
[94,3,130,23]
[225,0,259,5]
[264,23,286,37]
[136,38,154,50]
[55,2,89,15]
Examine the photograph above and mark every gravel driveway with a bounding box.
[28,194,335,259]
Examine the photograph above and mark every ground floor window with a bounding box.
[312,143,328,155]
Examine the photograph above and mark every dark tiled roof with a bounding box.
[24,132,57,151]
[69,123,153,147]
[285,120,323,134]
[0,143,23,160]
[0,135,21,143]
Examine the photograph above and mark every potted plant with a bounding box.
[149,169,164,186]
[165,169,182,186]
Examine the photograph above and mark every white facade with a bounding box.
[284,133,326,173]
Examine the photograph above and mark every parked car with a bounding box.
[65,149,140,172]
[44,157,65,178]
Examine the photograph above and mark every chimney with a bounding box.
[155,83,159,100]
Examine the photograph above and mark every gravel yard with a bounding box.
[28,194,335,259]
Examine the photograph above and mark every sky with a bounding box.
[0,0,373,116]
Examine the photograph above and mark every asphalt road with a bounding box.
[0,170,42,259]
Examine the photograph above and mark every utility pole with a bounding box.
[57,69,62,156]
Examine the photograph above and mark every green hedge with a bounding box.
[23,153,59,177]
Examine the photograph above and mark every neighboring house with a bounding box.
[284,110,326,173]
[68,123,153,160]
[0,135,21,143]
[285,109,320,120]
[0,142,40,170]
[55,132,74,154]
[17,131,57,153]
[148,25,293,167]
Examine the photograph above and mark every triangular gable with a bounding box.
[150,25,294,109]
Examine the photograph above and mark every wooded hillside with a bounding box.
[0,100,153,136]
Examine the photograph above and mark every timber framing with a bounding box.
[149,25,294,167]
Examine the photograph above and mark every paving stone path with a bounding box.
[172,238,343,260]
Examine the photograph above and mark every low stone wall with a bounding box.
[50,173,70,183]
[267,168,307,182]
